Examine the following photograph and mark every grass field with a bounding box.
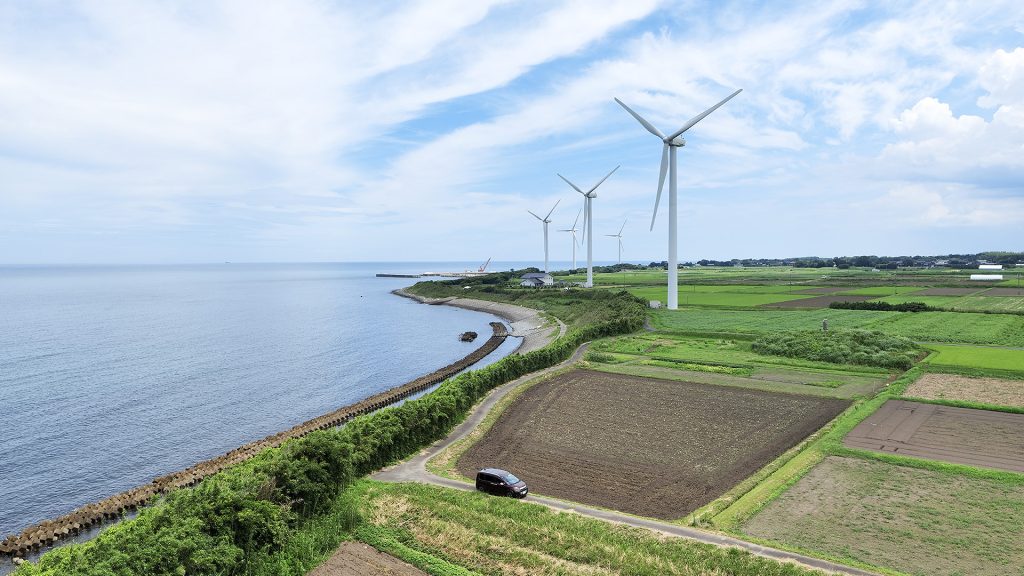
[356,481,821,576]
[627,287,812,307]
[590,333,888,375]
[924,344,1024,371]
[905,373,1024,408]
[651,308,1024,346]
[742,456,1024,576]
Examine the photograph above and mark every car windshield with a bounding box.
[502,473,520,484]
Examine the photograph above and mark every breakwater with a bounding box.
[0,321,508,559]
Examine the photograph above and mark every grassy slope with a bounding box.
[354,481,823,576]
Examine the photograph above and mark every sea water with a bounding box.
[0,262,525,540]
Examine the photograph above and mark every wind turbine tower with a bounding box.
[559,207,583,271]
[606,219,626,264]
[528,199,560,273]
[557,165,619,288]
[615,89,742,309]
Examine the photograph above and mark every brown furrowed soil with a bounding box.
[905,373,1024,408]
[762,295,873,308]
[844,399,1024,472]
[983,287,1024,296]
[743,456,1024,576]
[309,542,427,576]
[456,369,849,519]
[914,287,983,296]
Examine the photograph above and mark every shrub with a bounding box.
[751,329,920,370]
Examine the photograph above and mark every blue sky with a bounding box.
[1,0,1022,264]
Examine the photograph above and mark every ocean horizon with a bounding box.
[0,261,582,539]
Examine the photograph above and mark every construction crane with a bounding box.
[478,257,491,273]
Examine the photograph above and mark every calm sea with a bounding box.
[0,262,530,540]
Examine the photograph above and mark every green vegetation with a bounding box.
[651,308,1024,346]
[743,457,1024,576]
[829,300,933,312]
[16,288,646,575]
[589,333,887,375]
[924,344,1024,372]
[356,481,821,576]
[627,287,811,307]
[752,330,920,370]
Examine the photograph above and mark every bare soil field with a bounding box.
[905,373,1024,408]
[309,542,426,576]
[743,456,1024,576]
[457,369,849,519]
[763,295,873,308]
[913,287,982,296]
[844,399,1024,472]
[983,287,1024,296]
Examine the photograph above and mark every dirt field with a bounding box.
[983,287,1024,296]
[309,542,427,576]
[905,373,1024,408]
[456,369,849,519]
[913,287,982,296]
[763,295,874,308]
[743,456,1024,576]
[844,400,1024,472]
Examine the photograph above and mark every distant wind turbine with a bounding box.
[528,199,560,273]
[615,88,742,309]
[606,219,626,264]
[559,206,584,271]
[557,165,619,288]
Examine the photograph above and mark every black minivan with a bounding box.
[475,468,528,498]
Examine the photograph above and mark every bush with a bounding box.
[751,329,920,370]
[829,301,934,312]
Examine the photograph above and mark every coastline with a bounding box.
[1,318,512,561]
[392,288,566,354]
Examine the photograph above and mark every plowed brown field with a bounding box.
[457,369,849,519]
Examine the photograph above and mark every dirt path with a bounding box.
[371,344,878,576]
[309,542,426,576]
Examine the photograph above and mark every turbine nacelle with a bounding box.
[669,136,686,147]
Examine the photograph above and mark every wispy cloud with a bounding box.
[1,0,1022,263]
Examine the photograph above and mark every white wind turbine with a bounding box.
[558,206,584,271]
[557,165,619,288]
[606,219,626,264]
[527,199,560,273]
[615,89,742,309]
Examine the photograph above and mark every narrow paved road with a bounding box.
[373,343,879,576]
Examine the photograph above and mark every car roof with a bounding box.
[479,467,511,476]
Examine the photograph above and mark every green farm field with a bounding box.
[924,344,1024,372]
[650,308,1024,347]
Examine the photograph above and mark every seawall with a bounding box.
[0,322,508,559]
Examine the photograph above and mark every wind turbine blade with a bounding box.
[619,219,627,236]
[614,98,664,139]
[572,206,582,229]
[650,143,668,231]
[605,234,616,237]
[558,173,586,196]
[544,198,561,221]
[668,88,742,140]
[527,210,543,221]
[587,165,620,195]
